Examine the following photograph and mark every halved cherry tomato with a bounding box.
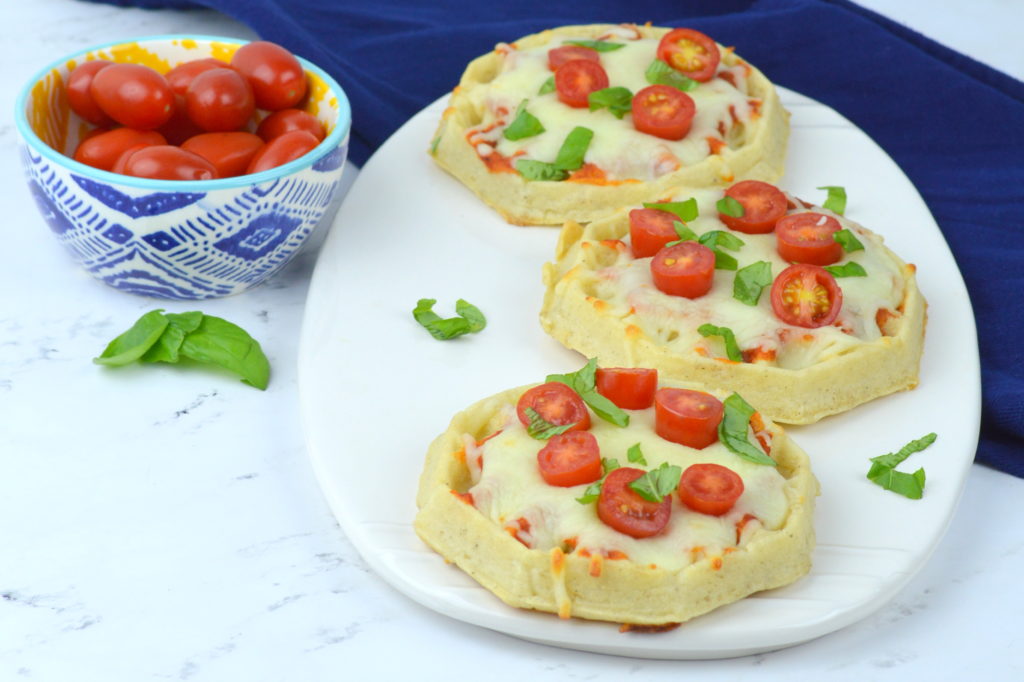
[118,145,217,181]
[185,68,255,132]
[230,41,307,111]
[628,208,681,258]
[516,382,591,433]
[245,130,320,173]
[770,264,843,328]
[719,180,788,234]
[157,95,205,145]
[90,63,174,130]
[547,45,600,71]
[650,241,715,298]
[165,58,230,96]
[537,431,602,487]
[73,128,166,171]
[631,85,695,140]
[554,59,609,108]
[256,108,325,142]
[67,60,113,126]
[678,463,744,516]
[654,388,723,449]
[181,132,265,178]
[656,28,721,82]
[595,367,658,410]
[775,212,843,265]
[597,467,671,538]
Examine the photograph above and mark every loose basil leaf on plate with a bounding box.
[824,262,868,278]
[629,462,683,503]
[179,314,271,390]
[697,323,743,362]
[93,309,169,366]
[546,358,629,427]
[588,86,633,119]
[866,433,936,499]
[538,76,555,95]
[515,159,568,182]
[818,185,847,215]
[626,443,647,466]
[719,393,776,465]
[412,298,487,340]
[733,260,772,305]
[141,310,204,364]
[643,198,699,223]
[645,59,699,91]
[524,407,576,440]
[834,229,864,253]
[717,195,745,218]
[553,126,594,170]
[564,39,625,52]
[503,101,545,141]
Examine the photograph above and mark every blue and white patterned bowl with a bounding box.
[15,35,351,300]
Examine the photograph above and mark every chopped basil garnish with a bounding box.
[547,358,629,427]
[514,159,568,181]
[733,261,772,306]
[588,86,633,119]
[643,198,699,223]
[553,126,593,170]
[718,393,775,466]
[698,230,745,271]
[645,59,699,92]
[717,195,745,218]
[626,443,647,466]
[412,298,487,340]
[818,185,847,215]
[665,219,698,247]
[95,309,270,390]
[564,39,625,52]
[867,433,936,499]
[834,229,864,253]
[629,462,683,503]
[603,457,621,473]
[698,323,743,362]
[576,479,604,504]
[503,101,545,141]
[825,262,867,278]
[538,76,555,95]
[524,406,576,440]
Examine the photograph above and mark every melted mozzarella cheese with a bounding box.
[470,35,755,181]
[590,189,906,369]
[467,407,788,571]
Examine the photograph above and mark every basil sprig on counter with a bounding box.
[698,230,745,270]
[867,433,937,499]
[717,195,745,218]
[733,261,772,305]
[818,185,847,215]
[834,229,864,253]
[588,86,633,119]
[515,126,593,181]
[629,462,683,503]
[564,39,625,52]
[523,407,576,440]
[697,323,743,362]
[94,309,270,390]
[546,358,629,427]
[643,198,699,223]
[719,393,775,465]
[503,100,545,141]
[825,262,867,278]
[645,60,698,92]
[413,298,486,340]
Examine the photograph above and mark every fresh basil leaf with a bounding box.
[576,479,604,504]
[538,76,555,95]
[455,299,487,333]
[868,466,926,499]
[514,159,568,182]
[824,262,867,278]
[553,126,593,171]
[643,198,698,223]
[698,323,743,362]
[867,433,937,477]
[588,86,633,119]
[719,393,775,466]
[94,309,169,366]
[178,315,270,390]
[818,185,847,215]
[547,358,629,428]
[602,457,621,474]
[629,462,683,503]
[834,229,864,253]
[717,195,745,218]
[503,101,545,141]
[141,311,203,364]
[626,443,647,466]
[524,406,576,440]
[645,59,699,92]
[665,219,699,247]
[563,39,624,52]
[413,298,487,340]
[733,261,772,306]
[698,230,744,271]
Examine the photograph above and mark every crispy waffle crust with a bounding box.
[429,24,789,226]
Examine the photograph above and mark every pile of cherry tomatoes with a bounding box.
[66,41,327,181]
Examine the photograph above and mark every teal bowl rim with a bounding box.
[14,34,352,191]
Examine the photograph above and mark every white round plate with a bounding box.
[297,89,980,659]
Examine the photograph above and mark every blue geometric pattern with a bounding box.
[20,138,348,300]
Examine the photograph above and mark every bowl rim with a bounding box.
[14,33,352,191]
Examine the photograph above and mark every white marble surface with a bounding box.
[1,1,1022,680]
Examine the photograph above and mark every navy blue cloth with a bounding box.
[88,0,1024,477]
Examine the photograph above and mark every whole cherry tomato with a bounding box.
[256,108,325,142]
[182,132,265,178]
[118,145,217,181]
[157,95,205,145]
[165,58,230,96]
[230,41,307,110]
[185,68,255,132]
[246,130,320,173]
[90,63,174,130]
[73,128,166,171]
[66,60,113,126]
